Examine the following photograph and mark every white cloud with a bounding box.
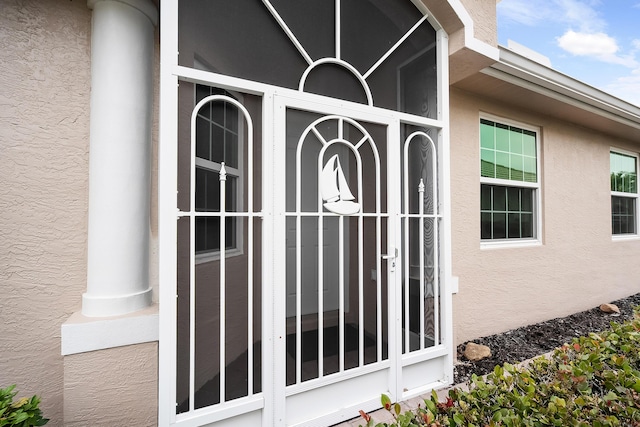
[557,30,638,67]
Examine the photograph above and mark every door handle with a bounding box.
[381,248,398,260]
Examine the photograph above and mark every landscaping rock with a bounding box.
[454,293,640,384]
[599,303,620,314]
[463,342,491,361]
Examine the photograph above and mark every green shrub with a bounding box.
[0,385,48,427]
[360,310,640,427]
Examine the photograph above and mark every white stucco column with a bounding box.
[83,0,157,317]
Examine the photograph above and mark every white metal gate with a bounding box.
[267,93,451,426]
[273,96,398,426]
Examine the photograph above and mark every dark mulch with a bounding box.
[453,293,640,384]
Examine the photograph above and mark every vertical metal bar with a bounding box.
[316,143,326,379]
[418,179,425,350]
[296,214,302,384]
[358,212,364,367]
[189,213,195,412]
[356,150,364,368]
[339,215,345,372]
[188,101,198,413]
[318,214,324,377]
[219,163,227,403]
[295,125,304,385]
[246,114,254,396]
[432,143,440,346]
[376,164,382,363]
[335,0,341,60]
[403,139,410,354]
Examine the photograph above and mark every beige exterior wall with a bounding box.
[450,87,640,344]
[1,1,160,426]
[459,0,498,46]
[0,1,91,425]
[63,343,158,426]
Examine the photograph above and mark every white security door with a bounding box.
[273,95,401,427]
[161,2,452,425]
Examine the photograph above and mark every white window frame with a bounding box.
[610,148,639,240]
[193,84,245,263]
[479,114,542,249]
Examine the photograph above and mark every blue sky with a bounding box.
[497,0,640,107]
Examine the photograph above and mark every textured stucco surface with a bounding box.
[63,343,158,426]
[0,0,91,425]
[459,0,498,46]
[418,0,497,47]
[450,87,640,345]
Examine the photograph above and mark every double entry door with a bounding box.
[272,95,445,427]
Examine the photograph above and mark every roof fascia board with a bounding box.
[483,47,640,130]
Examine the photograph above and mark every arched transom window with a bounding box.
[178,0,439,117]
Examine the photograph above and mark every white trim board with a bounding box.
[61,304,159,355]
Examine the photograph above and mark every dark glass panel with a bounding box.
[196,117,210,159]
[303,63,369,104]
[369,20,437,117]
[176,217,191,414]
[480,185,491,211]
[179,0,308,89]
[341,0,424,74]
[225,130,238,168]
[481,212,492,239]
[270,0,335,60]
[396,44,437,118]
[507,187,520,211]
[212,100,224,127]
[521,188,533,212]
[521,213,533,238]
[508,213,520,238]
[193,250,222,409]
[612,196,637,235]
[492,186,506,211]
[492,213,506,239]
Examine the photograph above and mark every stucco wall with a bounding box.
[0,1,91,425]
[459,0,497,46]
[63,343,158,426]
[450,87,640,344]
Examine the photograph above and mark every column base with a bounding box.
[82,287,152,317]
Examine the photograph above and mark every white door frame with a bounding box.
[271,93,401,427]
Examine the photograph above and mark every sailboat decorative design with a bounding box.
[321,154,360,215]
